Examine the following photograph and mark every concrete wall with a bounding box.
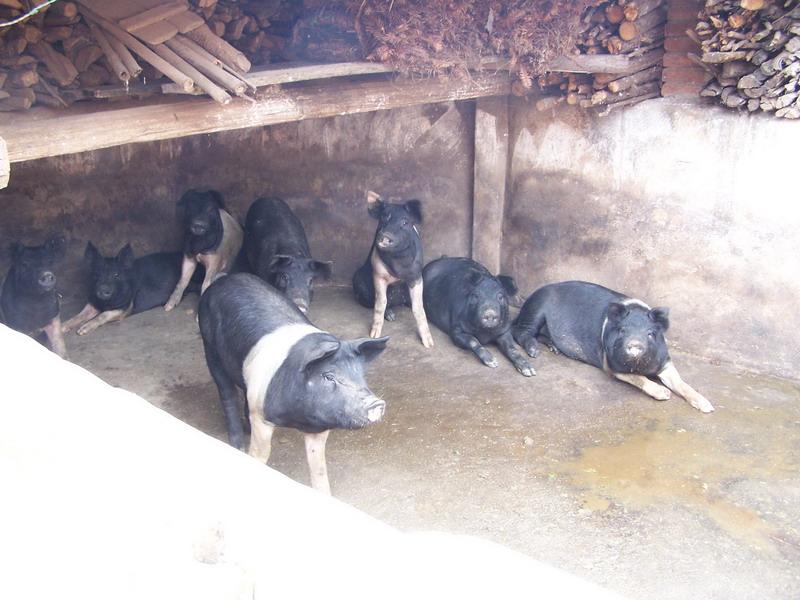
[0,101,474,292]
[505,96,800,379]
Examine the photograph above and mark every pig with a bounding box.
[244,197,332,314]
[0,236,67,358]
[63,242,203,336]
[511,281,714,413]
[352,190,433,347]
[422,257,534,376]
[198,272,389,494]
[164,188,243,311]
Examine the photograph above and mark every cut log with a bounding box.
[164,35,246,95]
[28,41,78,87]
[150,43,231,104]
[87,22,129,82]
[607,64,661,92]
[185,24,251,72]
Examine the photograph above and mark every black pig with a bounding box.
[352,190,433,347]
[1,236,67,358]
[165,188,243,311]
[198,273,388,494]
[63,243,202,335]
[512,281,713,412]
[244,197,332,313]
[422,257,534,376]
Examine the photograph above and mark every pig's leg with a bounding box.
[658,362,715,413]
[62,303,100,333]
[370,275,389,339]
[76,307,130,336]
[304,430,331,495]
[495,330,535,377]
[512,315,545,358]
[613,372,672,400]
[408,279,434,348]
[205,347,247,450]
[42,317,68,359]
[247,409,275,463]
[451,328,497,368]
[165,255,197,311]
[199,253,222,294]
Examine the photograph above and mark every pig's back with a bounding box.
[423,257,487,331]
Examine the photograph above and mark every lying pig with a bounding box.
[0,236,67,358]
[423,257,534,376]
[244,197,332,313]
[198,273,388,494]
[511,281,714,413]
[352,191,433,347]
[165,188,243,311]
[63,243,202,336]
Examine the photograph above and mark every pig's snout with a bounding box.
[376,233,395,249]
[625,340,646,358]
[96,284,114,300]
[190,221,208,235]
[293,298,309,314]
[481,308,500,328]
[365,397,385,423]
[38,271,55,289]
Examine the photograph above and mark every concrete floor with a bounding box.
[63,286,800,600]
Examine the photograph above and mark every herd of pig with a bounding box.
[0,188,714,494]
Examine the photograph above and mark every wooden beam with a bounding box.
[545,54,636,74]
[0,136,9,189]
[471,96,508,275]
[0,72,510,163]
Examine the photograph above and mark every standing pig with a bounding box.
[512,281,714,413]
[352,190,433,347]
[63,242,202,335]
[422,257,534,376]
[165,188,243,311]
[198,273,388,494]
[1,236,68,358]
[244,197,332,313]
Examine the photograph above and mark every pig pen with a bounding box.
[1,98,799,600]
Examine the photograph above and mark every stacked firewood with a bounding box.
[535,0,667,113]
[695,0,800,118]
[192,0,300,66]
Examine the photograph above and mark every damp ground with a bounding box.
[65,286,800,600]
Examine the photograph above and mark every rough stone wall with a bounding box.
[0,101,474,295]
[504,96,800,379]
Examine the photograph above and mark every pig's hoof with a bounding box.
[518,365,536,377]
[525,345,539,358]
[691,396,715,413]
[369,325,383,339]
[547,343,560,355]
[420,333,434,348]
[164,302,176,312]
[483,357,498,368]
[651,387,671,401]
[385,308,396,322]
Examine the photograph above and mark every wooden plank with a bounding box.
[0,135,9,189]
[0,72,510,163]
[471,96,508,275]
[167,10,204,34]
[118,1,188,33]
[545,54,635,74]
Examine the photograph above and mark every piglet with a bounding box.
[244,197,332,313]
[352,190,433,347]
[165,188,243,311]
[1,236,67,358]
[64,243,202,335]
[198,273,389,495]
[423,256,533,376]
[512,281,713,413]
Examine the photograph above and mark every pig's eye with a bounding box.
[322,372,335,382]
[112,273,120,280]
[648,331,655,339]
[619,328,626,335]
[401,219,409,226]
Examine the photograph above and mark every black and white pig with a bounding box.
[422,257,534,376]
[63,242,203,335]
[198,273,389,494]
[244,197,332,314]
[352,191,433,348]
[511,281,714,413]
[164,188,243,312]
[0,236,67,358]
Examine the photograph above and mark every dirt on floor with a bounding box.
[61,286,800,600]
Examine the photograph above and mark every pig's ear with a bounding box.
[649,307,670,331]
[117,244,135,269]
[310,260,333,280]
[84,242,101,264]
[302,339,341,372]
[497,275,518,297]
[45,235,66,259]
[268,255,293,271]
[206,188,225,209]
[607,302,629,323]
[352,336,389,363]
[367,190,384,219]
[467,270,483,287]
[404,199,423,224]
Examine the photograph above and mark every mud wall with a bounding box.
[0,101,474,296]
[504,96,800,379]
